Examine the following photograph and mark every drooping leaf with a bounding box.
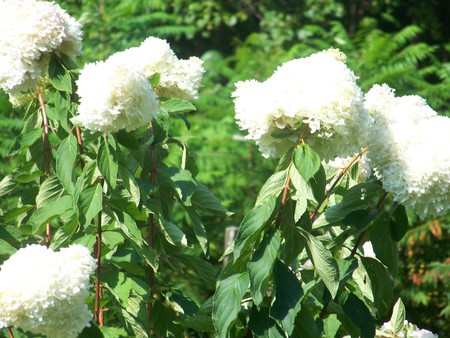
[98,137,118,190]
[77,183,103,229]
[234,196,276,259]
[56,134,78,194]
[310,164,326,202]
[29,195,74,233]
[212,272,249,338]
[185,206,209,256]
[256,169,288,206]
[301,229,340,298]
[50,217,78,250]
[292,307,321,338]
[161,98,196,114]
[248,228,281,306]
[48,57,72,92]
[249,306,285,338]
[118,164,140,206]
[294,143,321,182]
[9,128,43,156]
[270,259,303,335]
[160,219,188,247]
[341,293,375,338]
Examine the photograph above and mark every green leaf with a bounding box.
[161,98,196,114]
[390,204,408,241]
[294,143,321,181]
[0,175,15,197]
[249,306,285,337]
[310,165,326,202]
[98,137,118,190]
[36,176,63,208]
[118,164,140,206]
[292,307,321,338]
[48,57,72,92]
[29,195,73,233]
[301,229,340,298]
[185,206,209,256]
[256,169,288,206]
[181,315,215,332]
[50,217,78,250]
[234,196,276,259]
[248,228,281,306]
[56,134,78,194]
[191,184,231,216]
[270,260,303,335]
[161,219,188,247]
[0,239,17,264]
[341,293,375,338]
[77,183,103,228]
[212,272,249,338]
[175,254,217,287]
[369,212,399,276]
[390,298,406,334]
[153,299,184,337]
[9,128,43,155]
[360,257,393,317]
[114,129,140,149]
[323,314,341,338]
[79,322,104,338]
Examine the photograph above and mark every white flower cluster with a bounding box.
[74,59,159,133]
[0,244,96,338]
[327,153,371,183]
[109,37,205,100]
[0,0,82,95]
[232,49,371,160]
[377,320,438,338]
[365,84,450,219]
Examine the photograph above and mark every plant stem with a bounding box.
[310,147,369,222]
[94,210,104,325]
[146,122,157,335]
[36,85,52,246]
[75,126,85,168]
[275,170,292,229]
[6,328,14,338]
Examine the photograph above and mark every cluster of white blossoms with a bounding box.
[0,0,82,95]
[365,84,450,219]
[327,153,371,183]
[108,37,205,100]
[0,244,96,338]
[376,320,438,338]
[232,49,371,160]
[74,59,159,133]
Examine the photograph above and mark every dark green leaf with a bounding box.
[48,57,72,92]
[390,204,408,241]
[9,128,42,155]
[29,195,73,233]
[256,170,288,206]
[50,217,78,250]
[294,143,321,181]
[292,307,321,338]
[212,272,249,338]
[180,315,214,332]
[234,196,276,259]
[191,184,231,216]
[161,219,187,247]
[249,306,284,337]
[79,322,104,338]
[114,129,140,149]
[270,259,303,335]
[341,293,375,338]
[185,206,209,256]
[248,228,281,306]
[310,165,326,202]
[78,183,103,228]
[56,134,78,194]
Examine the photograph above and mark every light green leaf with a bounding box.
[0,175,15,197]
[212,272,249,338]
[56,134,78,194]
[98,137,118,190]
[323,314,341,338]
[234,196,276,259]
[50,217,78,250]
[270,259,303,335]
[301,229,340,298]
[256,169,288,206]
[9,128,43,155]
[161,219,188,247]
[78,183,103,228]
[390,298,406,334]
[294,143,321,181]
[161,98,196,114]
[29,195,73,233]
[118,164,140,206]
[36,176,64,208]
[248,228,281,306]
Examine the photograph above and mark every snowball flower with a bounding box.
[108,37,205,100]
[365,84,450,219]
[0,244,96,338]
[0,0,82,95]
[233,49,371,159]
[327,152,371,183]
[377,320,438,337]
[74,58,159,133]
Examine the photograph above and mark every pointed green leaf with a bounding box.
[9,128,43,155]
[98,137,118,190]
[301,229,340,298]
[161,98,196,114]
[161,219,188,247]
[270,260,303,335]
[390,298,406,334]
[234,196,276,259]
[191,184,231,216]
[256,169,288,206]
[56,134,78,194]
[212,272,249,338]
[29,195,73,233]
[293,307,321,338]
[36,176,63,208]
[323,314,341,338]
[249,307,285,337]
[341,293,375,338]
[294,143,321,181]
[185,206,209,256]
[248,228,281,306]
[390,204,408,241]
[48,57,72,92]
[118,164,140,206]
[78,183,103,228]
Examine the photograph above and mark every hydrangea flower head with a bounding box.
[377,320,438,338]
[233,49,371,159]
[108,36,205,100]
[0,0,82,95]
[366,84,450,219]
[74,58,159,133]
[0,244,96,338]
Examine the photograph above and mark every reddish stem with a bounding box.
[6,327,14,338]
[275,174,292,228]
[36,85,52,246]
[94,210,103,325]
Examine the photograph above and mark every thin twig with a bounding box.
[94,210,104,325]
[275,172,292,229]
[75,126,85,168]
[146,121,157,335]
[310,147,369,222]
[6,327,14,338]
[36,85,52,246]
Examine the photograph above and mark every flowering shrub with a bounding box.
[0,1,446,337]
